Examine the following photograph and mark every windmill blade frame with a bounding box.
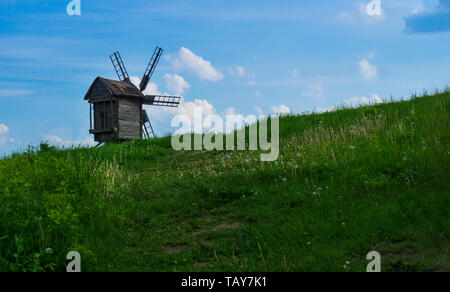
[143,95,181,108]
[140,47,163,92]
[110,51,131,83]
[142,109,155,139]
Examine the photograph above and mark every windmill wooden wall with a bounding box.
[118,97,142,140]
[92,100,115,142]
[85,77,144,143]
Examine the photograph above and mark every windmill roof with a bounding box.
[84,77,144,100]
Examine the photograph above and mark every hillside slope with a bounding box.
[0,90,449,272]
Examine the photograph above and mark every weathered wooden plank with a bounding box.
[89,96,113,102]
[93,101,117,130]
[118,119,141,139]
[118,98,141,122]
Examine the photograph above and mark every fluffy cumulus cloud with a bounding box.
[144,98,217,124]
[132,74,190,96]
[405,0,450,33]
[164,74,190,96]
[344,94,383,107]
[44,135,96,148]
[130,76,161,95]
[271,105,291,115]
[168,47,223,82]
[359,50,377,80]
[178,99,216,120]
[131,71,215,133]
[145,99,269,135]
[143,98,218,135]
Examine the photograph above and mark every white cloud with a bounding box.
[130,76,161,95]
[132,74,190,96]
[164,74,190,96]
[44,135,97,148]
[344,94,383,107]
[144,98,217,124]
[302,82,324,99]
[359,50,378,80]
[179,99,216,120]
[146,98,218,134]
[0,124,10,146]
[169,47,223,82]
[0,124,8,135]
[359,59,377,80]
[145,99,266,135]
[271,105,291,115]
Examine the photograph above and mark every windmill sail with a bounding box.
[143,95,181,107]
[110,51,130,83]
[142,110,155,138]
[100,47,182,141]
[140,47,163,92]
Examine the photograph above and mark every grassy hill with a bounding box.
[0,90,449,272]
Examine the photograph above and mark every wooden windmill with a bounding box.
[84,47,181,144]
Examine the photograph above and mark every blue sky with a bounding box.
[0,0,449,155]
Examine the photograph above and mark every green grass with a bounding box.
[0,90,449,272]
